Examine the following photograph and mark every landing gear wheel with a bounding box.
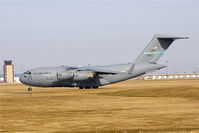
[28,87,32,91]
[92,86,98,89]
[79,87,83,89]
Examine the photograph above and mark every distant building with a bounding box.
[0,77,4,83]
[14,77,21,83]
[3,60,14,84]
[135,73,199,80]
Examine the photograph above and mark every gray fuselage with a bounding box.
[19,62,164,88]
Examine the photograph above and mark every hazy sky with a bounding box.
[0,0,199,74]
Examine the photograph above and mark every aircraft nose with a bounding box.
[19,75,25,84]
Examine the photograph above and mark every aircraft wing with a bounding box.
[63,66,127,74]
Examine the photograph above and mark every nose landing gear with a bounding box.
[28,87,32,91]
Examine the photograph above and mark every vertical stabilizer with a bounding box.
[135,34,188,64]
[127,34,188,73]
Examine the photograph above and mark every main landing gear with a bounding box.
[28,87,32,91]
[79,86,98,89]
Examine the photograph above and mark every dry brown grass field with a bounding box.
[1,79,199,133]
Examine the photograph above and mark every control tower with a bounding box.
[3,60,14,84]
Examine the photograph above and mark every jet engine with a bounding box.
[73,71,95,81]
[57,71,73,81]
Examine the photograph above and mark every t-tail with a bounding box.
[128,34,188,73]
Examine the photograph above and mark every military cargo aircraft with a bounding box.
[19,34,188,91]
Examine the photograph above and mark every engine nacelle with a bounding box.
[73,71,95,81]
[57,71,73,81]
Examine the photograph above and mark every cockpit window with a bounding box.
[24,71,31,75]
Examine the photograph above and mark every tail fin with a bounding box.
[135,34,188,64]
[127,34,188,73]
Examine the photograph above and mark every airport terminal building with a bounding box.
[136,73,199,80]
